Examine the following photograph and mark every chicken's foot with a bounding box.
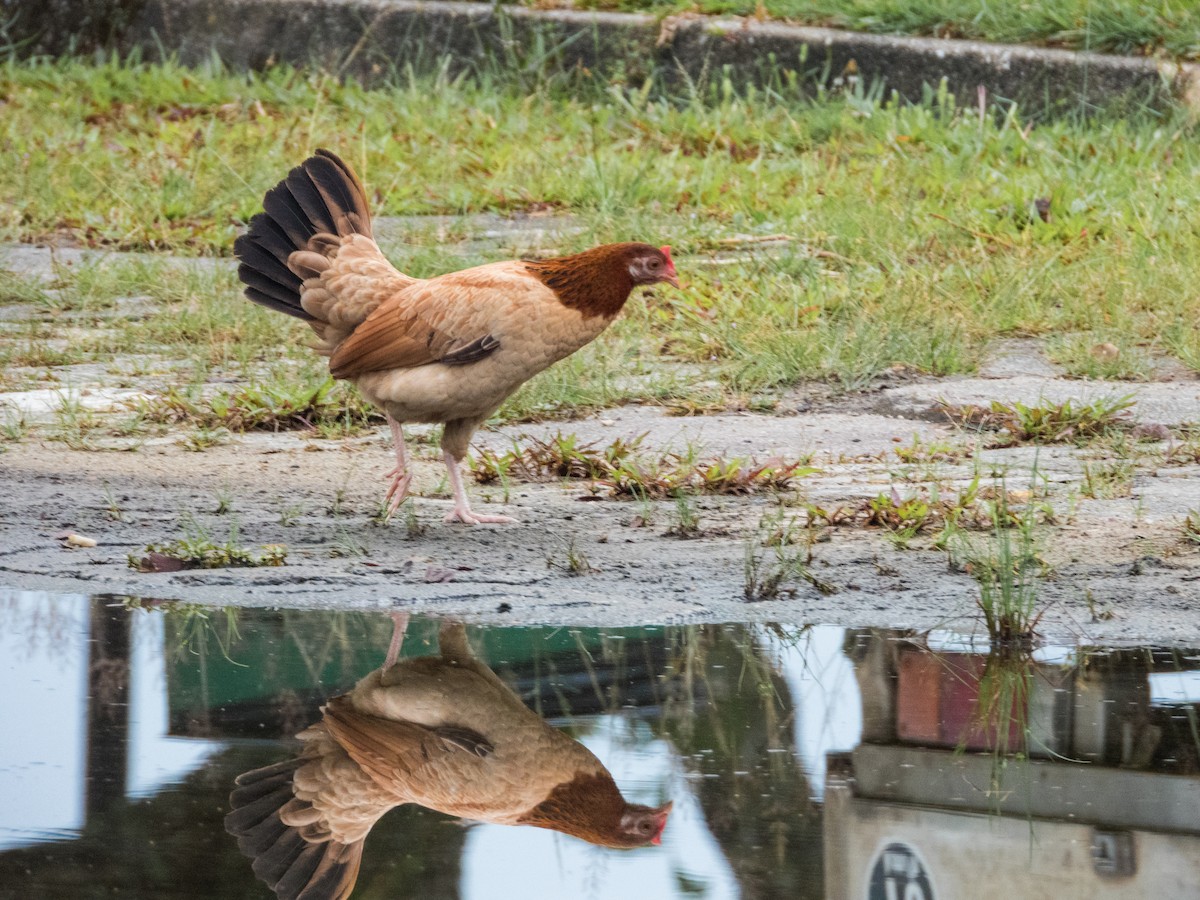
[443,451,517,525]
[382,415,413,517]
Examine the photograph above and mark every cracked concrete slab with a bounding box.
[5,237,1200,646]
[4,0,1197,115]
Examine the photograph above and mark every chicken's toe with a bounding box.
[384,473,414,517]
[444,508,518,526]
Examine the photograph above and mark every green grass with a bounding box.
[3,54,1200,423]
[558,0,1200,61]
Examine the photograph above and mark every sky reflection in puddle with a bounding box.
[0,589,1198,898]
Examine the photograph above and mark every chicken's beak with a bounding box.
[650,801,673,845]
[660,245,680,289]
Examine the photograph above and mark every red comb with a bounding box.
[660,245,674,265]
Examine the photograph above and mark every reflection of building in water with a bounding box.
[825,630,1200,900]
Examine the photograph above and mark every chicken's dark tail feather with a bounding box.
[234,149,373,320]
[225,757,364,900]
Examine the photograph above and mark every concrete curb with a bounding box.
[7,0,1200,113]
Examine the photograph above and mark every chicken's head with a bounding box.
[626,245,680,288]
[616,800,673,847]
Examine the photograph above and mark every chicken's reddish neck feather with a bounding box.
[524,243,642,319]
[516,771,629,846]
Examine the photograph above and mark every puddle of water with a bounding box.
[0,590,1198,899]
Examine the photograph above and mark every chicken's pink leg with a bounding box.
[382,414,413,518]
[383,611,410,671]
[443,451,517,525]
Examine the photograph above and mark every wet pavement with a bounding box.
[2,590,1198,898]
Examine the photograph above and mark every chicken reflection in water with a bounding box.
[224,614,673,899]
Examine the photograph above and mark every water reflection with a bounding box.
[226,614,672,898]
[829,629,1200,899]
[0,591,1197,899]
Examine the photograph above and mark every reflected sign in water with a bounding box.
[0,590,1197,899]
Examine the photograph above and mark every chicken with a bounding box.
[235,150,679,524]
[225,615,672,900]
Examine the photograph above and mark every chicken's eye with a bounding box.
[639,822,652,832]
[649,259,661,269]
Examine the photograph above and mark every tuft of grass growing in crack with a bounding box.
[0,340,90,370]
[277,502,305,527]
[1158,427,1200,467]
[1182,510,1200,546]
[892,436,972,466]
[404,504,427,539]
[102,482,123,521]
[0,268,52,306]
[212,488,235,515]
[328,526,368,558]
[474,432,646,482]
[1044,335,1154,381]
[1080,458,1135,499]
[665,494,702,538]
[0,409,28,446]
[48,392,103,450]
[743,510,835,600]
[945,474,1050,645]
[940,395,1135,447]
[547,536,594,576]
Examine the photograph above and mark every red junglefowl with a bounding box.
[235,150,679,524]
[225,615,672,900]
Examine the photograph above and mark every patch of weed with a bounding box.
[472,432,813,499]
[892,436,971,465]
[941,395,1135,446]
[130,521,287,571]
[178,425,230,451]
[133,370,381,433]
